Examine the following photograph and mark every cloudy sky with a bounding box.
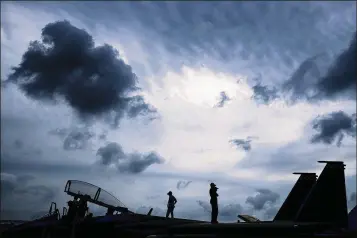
[1,1,356,222]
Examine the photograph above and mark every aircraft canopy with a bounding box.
[64,180,127,211]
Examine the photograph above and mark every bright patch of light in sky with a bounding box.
[148,66,251,108]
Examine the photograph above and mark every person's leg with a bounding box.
[212,204,218,223]
[166,208,170,218]
[171,208,174,218]
[214,206,219,223]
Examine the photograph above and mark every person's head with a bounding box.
[210,183,218,189]
[167,191,172,196]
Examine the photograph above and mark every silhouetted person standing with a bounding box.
[209,183,219,223]
[166,191,177,218]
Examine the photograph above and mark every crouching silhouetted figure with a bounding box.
[166,191,177,218]
[77,195,90,219]
[66,196,79,223]
[209,183,219,224]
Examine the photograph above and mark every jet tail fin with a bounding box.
[295,161,348,228]
[273,172,317,221]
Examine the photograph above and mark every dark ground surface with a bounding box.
[1,215,355,238]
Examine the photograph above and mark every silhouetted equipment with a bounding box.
[147,208,154,216]
[2,161,354,238]
[274,172,317,221]
[31,202,61,221]
[64,180,131,214]
[106,207,115,216]
[62,207,67,217]
[237,215,261,223]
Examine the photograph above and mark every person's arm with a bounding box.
[174,196,177,204]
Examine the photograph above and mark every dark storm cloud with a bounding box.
[1,172,57,220]
[251,83,279,105]
[245,189,280,210]
[311,111,356,146]
[282,33,356,102]
[49,127,95,150]
[117,152,164,174]
[316,33,356,100]
[282,54,325,102]
[117,2,354,64]
[215,91,230,108]
[96,142,164,173]
[6,20,156,126]
[176,180,192,190]
[97,142,125,165]
[63,129,94,150]
[28,1,353,83]
[230,137,258,151]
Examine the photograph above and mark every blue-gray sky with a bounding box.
[1,1,356,222]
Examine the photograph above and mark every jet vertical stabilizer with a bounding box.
[295,161,348,229]
[273,172,317,221]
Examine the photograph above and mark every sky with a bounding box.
[1,1,356,222]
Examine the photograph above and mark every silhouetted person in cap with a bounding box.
[209,182,219,223]
[166,191,177,218]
